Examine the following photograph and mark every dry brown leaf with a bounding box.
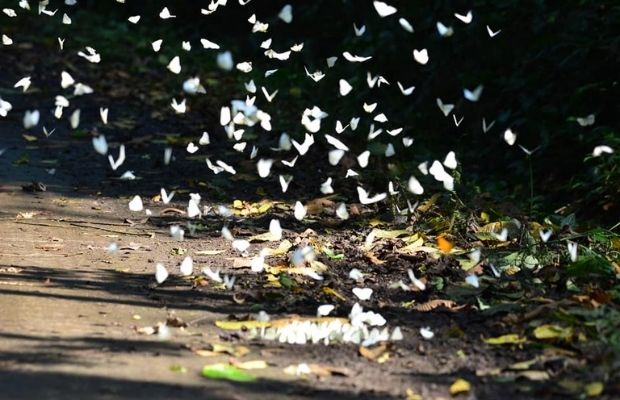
[364,251,385,265]
[412,299,464,312]
[359,343,390,361]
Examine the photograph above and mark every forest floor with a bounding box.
[1,18,619,400]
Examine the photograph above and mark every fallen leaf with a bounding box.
[533,324,573,341]
[412,299,463,312]
[201,363,256,382]
[195,249,226,255]
[215,316,347,331]
[359,343,390,362]
[231,360,268,370]
[437,235,454,253]
[483,334,527,345]
[449,378,471,396]
[584,382,604,397]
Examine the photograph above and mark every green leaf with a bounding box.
[201,363,257,382]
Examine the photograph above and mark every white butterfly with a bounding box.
[385,143,395,157]
[294,201,307,221]
[407,176,424,195]
[373,1,397,17]
[518,145,540,156]
[374,113,388,123]
[487,25,501,37]
[151,39,163,52]
[170,98,186,114]
[14,76,31,92]
[23,110,40,129]
[108,145,125,171]
[164,148,173,165]
[167,56,181,74]
[436,21,453,37]
[62,13,71,25]
[279,175,293,192]
[363,102,377,113]
[353,23,366,36]
[436,98,454,116]
[128,195,143,212]
[2,34,13,45]
[402,137,414,147]
[408,269,426,291]
[329,150,345,166]
[170,225,185,241]
[397,82,415,95]
[160,188,175,204]
[60,71,74,88]
[100,107,109,124]
[257,158,273,177]
[465,275,479,288]
[57,37,64,50]
[304,66,325,82]
[349,268,364,281]
[179,256,193,276]
[77,46,101,63]
[182,41,191,51]
[237,61,252,73]
[317,304,335,317]
[42,126,55,138]
[504,128,517,146]
[593,145,614,157]
[352,287,373,300]
[339,79,353,96]
[200,38,220,50]
[325,134,349,151]
[203,266,222,282]
[482,117,496,133]
[223,275,236,290]
[357,187,387,204]
[292,133,314,155]
[155,263,169,284]
[342,51,371,63]
[186,142,198,154]
[453,114,464,127]
[217,51,234,71]
[567,241,578,262]
[321,177,334,194]
[454,10,473,24]
[539,229,552,243]
[290,42,304,52]
[336,203,349,220]
[326,56,338,67]
[159,7,175,19]
[494,228,508,242]
[92,135,108,155]
[464,85,484,102]
[232,239,250,253]
[398,17,414,32]
[261,86,278,102]
[367,124,383,140]
[413,48,429,65]
[419,327,434,339]
[387,128,403,136]
[128,15,140,24]
[281,155,298,167]
[443,151,457,169]
[577,114,595,127]
[183,77,206,95]
[357,151,370,168]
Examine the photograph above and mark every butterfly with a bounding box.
[257,158,273,177]
[179,256,193,276]
[352,287,373,300]
[436,21,453,37]
[482,117,496,133]
[128,15,140,24]
[339,79,353,96]
[155,263,169,284]
[464,85,484,101]
[261,86,278,102]
[108,145,125,171]
[408,269,426,290]
[160,188,175,204]
[407,176,424,195]
[454,10,473,24]
[373,1,397,17]
[453,114,464,127]
[14,76,31,92]
[503,128,517,146]
[357,151,370,168]
[128,195,143,212]
[100,108,109,124]
[342,51,371,63]
[397,82,415,95]
[159,7,176,19]
[436,98,454,116]
[413,48,429,64]
[353,23,366,37]
[399,17,414,32]
[357,187,387,204]
[92,135,108,155]
[294,201,307,221]
[487,25,501,37]
[325,134,349,151]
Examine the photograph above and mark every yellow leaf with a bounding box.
[234,360,268,370]
[533,324,573,341]
[372,228,410,239]
[322,286,346,301]
[405,388,423,400]
[233,200,243,209]
[449,378,471,395]
[585,382,604,397]
[483,334,527,345]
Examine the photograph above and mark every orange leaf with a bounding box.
[437,235,454,253]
